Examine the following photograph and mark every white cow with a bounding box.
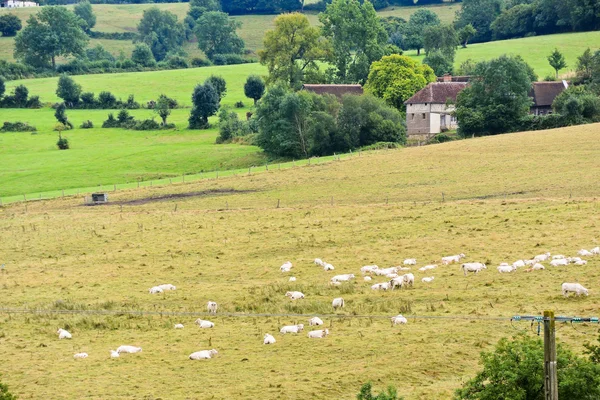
[280,324,304,334]
[552,255,566,260]
[323,263,335,271]
[567,257,582,264]
[195,319,215,329]
[461,263,486,276]
[314,258,326,267]
[116,345,142,354]
[149,286,163,294]
[421,276,435,283]
[532,263,545,270]
[110,350,120,358]
[308,329,329,338]
[263,334,276,344]
[174,323,184,329]
[207,301,218,314]
[391,315,408,325]
[331,274,355,282]
[285,291,305,300]
[189,349,218,360]
[575,260,588,265]
[157,284,176,291]
[375,267,397,276]
[418,264,437,272]
[591,247,600,255]
[497,265,516,273]
[402,273,415,287]
[360,265,379,274]
[280,261,293,272]
[363,276,372,282]
[524,259,536,266]
[389,276,404,290]
[403,258,417,265]
[332,297,345,309]
[57,328,72,339]
[73,352,88,359]
[309,317,323,326]
[442,253,465,265]
[533,252,551,262]
[513,260,526,268]
[329,281,342,287]
[578,249,593,257]
[562,283,589,297]
[550,259,568,267]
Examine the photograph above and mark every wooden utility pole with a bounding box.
[544,310,558,400]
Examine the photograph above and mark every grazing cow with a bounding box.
[280,324,304,334]
[442,254,465,265]
[308,329,329,338]
[157,284,176,291]
[189,349,218,360]
[280,261,293,272]
[461,263,486,276]
[533,252,551,262]
[421,276,434,283]
[285,291,305,300]
[263,334,276,344]
[195,319,215,329]
[309,317,323,326]
[116,345,142,354]
[207,301,218,314]
[149,286,163,294]
[332,297,345,309]
[403,259,417,265]
[391,315,408,325]
[57,328,72,339]
[562,283,589,297]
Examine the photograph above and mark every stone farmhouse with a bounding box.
[1,0,38,7]
[529,80,569,115]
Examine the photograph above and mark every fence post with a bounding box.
[543,310,558,400]
[331,196,334,206]
[442,192,445,202]
[277,199,280,208]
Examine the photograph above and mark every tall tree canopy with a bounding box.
[0,14,22,37]
[319,0,388,84]
[73,1,96,33]
[423,24,458,58]
[258,13,327,89]
[455,55,534,137]
[402,8,440,55]
[365,54,436,110]
[454,0,503,43]
[195,11,244,59]
[221,0,302,15]
[137,8,185,62]
[187,0,220,23]
[14,6,88,68]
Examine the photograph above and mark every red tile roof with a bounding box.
[404,82,468,105]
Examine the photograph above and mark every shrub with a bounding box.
[98,91,117,109]
[80,120,94,129]
[429,133,456,144]
[211,54,227,65]
[234,101,245,108]
[102,113,120,128]
[0,377,17,400]
[80,92,96,108]
[1,121,36,132]
[132,118,160,130]
[56,134,70,150]
[117,109,134,126]
[120,59,136,69]
[357,383,401,400]
[26,95,42,109]
[217,108,249,143]
[190,57,212,67]
[166,55,189,69]
[54,103,73,129]
[124,94,141,109]
[56,74,82,107]
[206,75,227,101]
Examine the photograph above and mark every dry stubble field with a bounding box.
[1,124,600,399]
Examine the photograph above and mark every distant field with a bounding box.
[0,108,266,197]
[0,3,460,59]
[0,123,599,399]
[3,63,267,105]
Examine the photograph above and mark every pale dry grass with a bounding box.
[1,124,600,399]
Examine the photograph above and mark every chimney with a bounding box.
[442,74,452,83]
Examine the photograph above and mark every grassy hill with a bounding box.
[0,123,599,399]
[0,3,459,60]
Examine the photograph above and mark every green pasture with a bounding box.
[0,108,266,198]
[3,63,267,105]
[0,123,599,399]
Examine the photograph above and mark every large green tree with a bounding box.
[454,0,503,43]
[73,1,96,33]
[423,24,458,58]
[319,0,388,84]
[195,11,244,59]
[365,54,436,110]
[56,74,82,107]
[402,9,440,55]
[14,6,88,68]
[0,14,22,37]
[188,82,220,129]
[244,75,265,105]
[258,13,327,89]
[187,0,220,24]
[455,335,600,400]
[137,8,185,62]
[455,55,534,137]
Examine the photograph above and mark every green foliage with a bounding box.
[188,81,220,129]
[0,14,22,37]
[98,91,117,108]
[137,8,185,62]
[454,0,503,43]
[205,75,227,101]
[187,0,220,25]
[57,133,70,150]
[365,54,436,110]
[584,333,600,364]
[552,86,600,123]
[423,24,458,59]
[54,103,73,129]
[0,76,4,98]
[73,1,96,33]
[56,74,82,107]
[14,6,89,68]
[1,121,36,132]
[234,101,244,108]
[0,84,40,109]
[319,0,389,84]
[195,11,245,59]
[455,55,534,137]
[402,9,440,55]
[357,382,401,400]
[217,107,251,143]
[244,75,265,105]
[458,24,476,48]
[80,120,94,129]
[454,334,600,400]
[547,48,567,79]
[154,94,172,125]
[490,3,534,40]
[259,13,327,89]
[457,58,477,75]
[131,43,156,67]
[423,50,454,76]
[221,0,302,15]
[101,112,119,128]
[86,45,115,63]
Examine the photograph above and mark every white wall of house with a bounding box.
[406,103,458,139]
[1,0,38,7]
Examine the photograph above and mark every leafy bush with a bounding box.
[0,377,17,400]
[132,118,160,130]
[88,31,138,40]
[166,55,189,69]
[54,103,73,129]
[80,92,95,108]
[98,91,117,109]
[0,83,37,108]
[117,109,134,126]
[26,95,42,109]
[80,120,94,129]
[101,113,119,128]
[1,121,36,132]
[217,108,250,143]
[429,133,456,144]
[357,383,402,400]
[56,134,70,150]
[234,101,245,108]
[190,57,212,67]
[124,94,141,109]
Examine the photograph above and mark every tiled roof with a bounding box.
[529,81,568,107]
[404,82,468,105]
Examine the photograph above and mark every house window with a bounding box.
[411,114,415,120]
[422,113,426,119]
[425,103,428,106]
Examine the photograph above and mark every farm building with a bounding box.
[1,0,38,7]
[404,81,468,141]
[302,84,363,99]
[529,80,569,115]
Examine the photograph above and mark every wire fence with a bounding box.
[0,148,379,206]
